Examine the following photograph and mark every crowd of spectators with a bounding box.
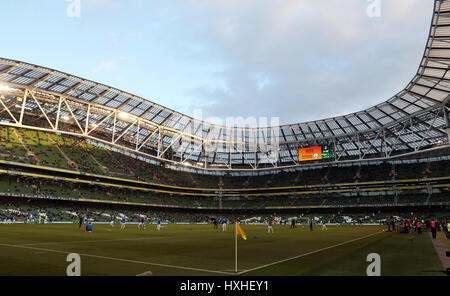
[1,197,448,228]
[0,127,449,190]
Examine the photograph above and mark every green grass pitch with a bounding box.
[0,223,445,276]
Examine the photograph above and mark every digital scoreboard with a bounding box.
[321,146,332,160]
[298,146,332,162]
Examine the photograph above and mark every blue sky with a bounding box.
[0,0,433,125]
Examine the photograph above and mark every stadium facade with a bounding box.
[0,0,449,174]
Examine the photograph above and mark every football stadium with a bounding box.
[0,0,449,279]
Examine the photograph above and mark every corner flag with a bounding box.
[235,222,247,274]
[236,223,247,240]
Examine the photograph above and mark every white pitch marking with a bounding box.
[23,236,175,246]
[136,271,153,276]
[237,230,386,275]
[0,242,234,275]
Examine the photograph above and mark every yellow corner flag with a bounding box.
[236,223,247,240]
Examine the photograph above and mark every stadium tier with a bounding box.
[0,127,449,189]
[1,196,449,224]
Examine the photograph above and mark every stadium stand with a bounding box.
[1,126,449,191]
[0,0,449,220]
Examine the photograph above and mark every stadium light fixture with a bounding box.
[119,112,129,120]
[62,115,70,121]
[15,104,32,111]
[0,84,15,93]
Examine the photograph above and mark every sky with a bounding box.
[0,0,433,126]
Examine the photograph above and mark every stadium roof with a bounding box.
[0,0,449,171]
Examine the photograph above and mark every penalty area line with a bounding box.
[0,242,234,276]
[237,230,386,275]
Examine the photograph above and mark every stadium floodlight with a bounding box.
[0,84,16,93]
[15,104,32,111]
[62,115,70,121]
[119,112,129,120]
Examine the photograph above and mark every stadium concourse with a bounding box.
[0,0,449,276]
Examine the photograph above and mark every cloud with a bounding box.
[93,56,129,74]
[175,0,433,125]
[94,60,118,72]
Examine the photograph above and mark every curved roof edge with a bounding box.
[0,0,449,171]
